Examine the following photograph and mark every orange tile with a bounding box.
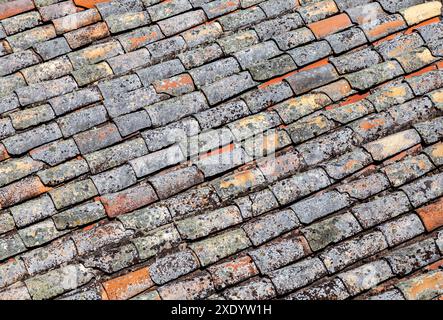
[308,13,352,38]
[103,267,153,300]
[417,197,443,231]
[404,65,437,78]
[0,0,34,20]
[74,0,110,8]
[339,92,369,107]
[366,17,406,40]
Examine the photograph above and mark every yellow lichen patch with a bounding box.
[101,287,109,300]
[400,2,442,25]
[339,102,367,114]
[416,197,443,231]
[155,74,194,91]
[128,31,158,50]
[182,22,222,42]
[308,13,352,38]
[397,47,438,72]
[74,0,110,9]
[285,93,330,114]
[416,158,430,170]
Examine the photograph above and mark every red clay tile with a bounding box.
[308,13,352,38]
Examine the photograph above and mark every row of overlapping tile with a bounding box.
[0,0,443,300]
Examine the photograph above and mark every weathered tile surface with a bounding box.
[0,0,442,301]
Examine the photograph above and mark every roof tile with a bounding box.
[1,0,442,301]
